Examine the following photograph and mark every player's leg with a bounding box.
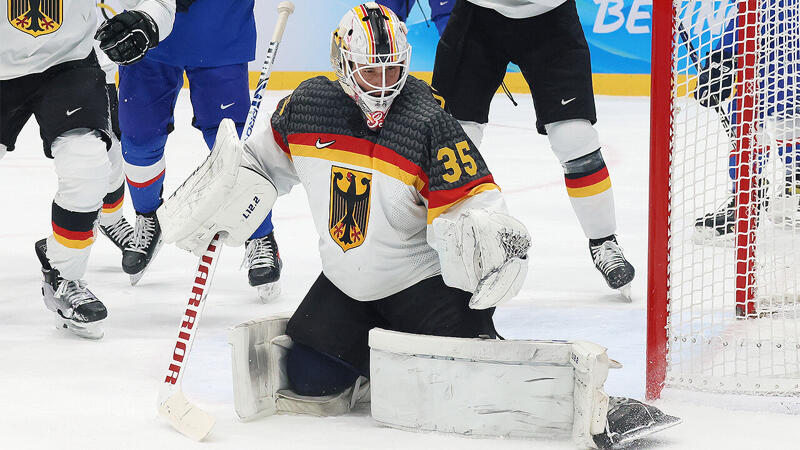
[118,58,183,282]
[428,0,454,35]
[30,53,114,338]
[186,64,281,301]
[376,274,497,339]
[515,1,634,295]
[376,1,412,22]
[98,83,134,254]
[431,0,509,147]
[767,115,800,224]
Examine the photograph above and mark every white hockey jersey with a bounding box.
[1,0,175,80]
[244,76,506,301]
[467,0,567,18]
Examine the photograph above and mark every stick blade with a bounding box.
[158,391,216,441]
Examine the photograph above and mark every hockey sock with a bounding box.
[99,183,125,226]
[48,202,98,280]
[563,150,617,239]
[286,342,362,397]
[248,211,275,240]
[123,154,165,214]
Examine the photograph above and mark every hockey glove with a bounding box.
[95,10,159,65]
[176,0,198,13]
[433,209,530,309]
[693,49,735,108]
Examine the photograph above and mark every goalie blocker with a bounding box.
[156,119,277,254]
[229,315,681,448]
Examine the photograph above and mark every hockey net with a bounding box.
[648,0,800,398]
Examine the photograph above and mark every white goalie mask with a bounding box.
[331,2,411,130]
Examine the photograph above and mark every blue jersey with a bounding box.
[146,0,256,67]
[714,1,799,118]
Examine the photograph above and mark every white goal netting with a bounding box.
[666,0,800,395]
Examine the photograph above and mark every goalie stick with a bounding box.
[156,2,295,441]
[676,20,735,141]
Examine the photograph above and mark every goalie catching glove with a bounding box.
[433,209,531,309]
[157,119,277,255]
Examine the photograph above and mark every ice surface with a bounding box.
[1,91,797,449]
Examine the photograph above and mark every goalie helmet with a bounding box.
[331,2,411,129]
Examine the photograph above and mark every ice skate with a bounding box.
[35,239,106,339]
[593,397,682,449]
[694,194,737,244]
[243,232,282,302]
[590,236,635,301]
[122,211,163,285]
[99,216,135,252]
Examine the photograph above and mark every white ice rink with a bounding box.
[1,91,798,449]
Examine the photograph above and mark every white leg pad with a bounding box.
[229,314,368,420]
[368,329,610,447]
[229,313,291,420]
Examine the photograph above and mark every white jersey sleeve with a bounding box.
[1,1,175,80]
[242,110,302,196]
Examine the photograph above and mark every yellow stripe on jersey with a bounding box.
[290,143,425,192]
[426,183,500,224]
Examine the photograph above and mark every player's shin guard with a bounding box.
[546,120,616,239]
[228,314,368,420]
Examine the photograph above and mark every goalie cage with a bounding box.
[648,0,800,399]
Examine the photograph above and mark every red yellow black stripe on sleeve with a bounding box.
[564,165,611,198]
[427,175,499,223]
[287,133,429,194]
[102,183,125,214]
[51,202,97,250]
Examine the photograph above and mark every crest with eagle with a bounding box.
[8,0,62,37]
[329,166,372,252]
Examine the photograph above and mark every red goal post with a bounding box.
[648,0,800,400]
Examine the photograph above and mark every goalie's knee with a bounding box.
[286,342,361,397]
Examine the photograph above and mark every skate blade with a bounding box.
[54,313,104,339]
[257,282,281,303]
[612,414,682,448]
[129,239,164,286]
[617,284,633,302]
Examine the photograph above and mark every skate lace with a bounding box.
[104,218,134,246]
[592,241,626,274]
[54,279,95,308]
[130,214,156,254]
[242,237,276,270]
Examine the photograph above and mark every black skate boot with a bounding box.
[99,216,135,252]
[122,210,163,285]
[593,397,682,449]
[590,236,635,300]
[694,194,737,242]
[243,232,282,302]
[695,181,767,243]
[35,239,106,339]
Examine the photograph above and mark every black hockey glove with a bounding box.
[176,0,198,13]
[693,48,735,108]
[95,10,159,65]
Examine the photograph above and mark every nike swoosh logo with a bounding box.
[561,98,576,105]
[440,1,449,5]
[315,139,335,149]
[220,102,235,110]
[66,107,82,116]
